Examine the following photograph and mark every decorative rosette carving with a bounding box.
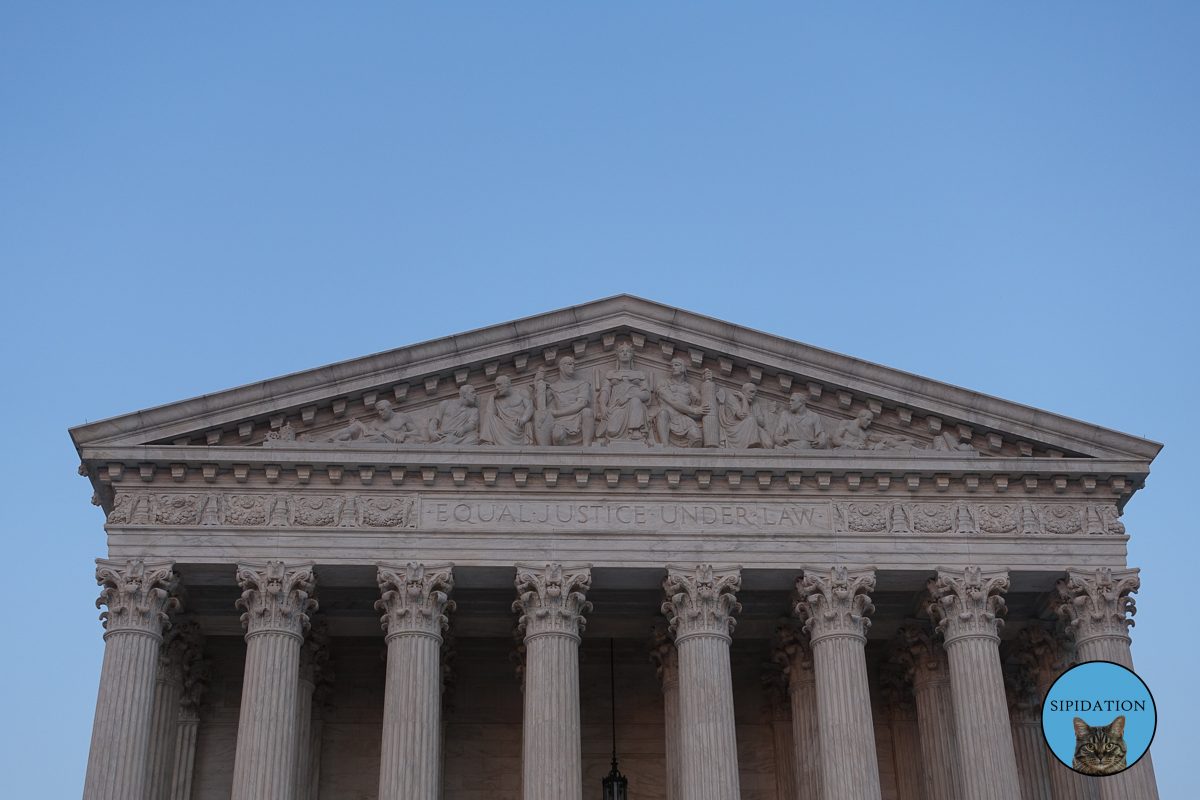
[927,567,1009,644]
[235,560,317,638]
[95,559,180,637]
[1055,567,1139,646]
[661,564,742,642]
[794,566,875,643]
[648,618,679,687]
[375,563,455,640]
[890,624,949,691]
[513,563,592,640]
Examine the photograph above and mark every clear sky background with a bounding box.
[1,3,1196,797]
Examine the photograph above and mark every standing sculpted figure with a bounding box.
[718,382,773,449]
[654,359,709,447]
[533,357,595,446]
[480,375,534,446]
[426,385,480,445]
[773,392,828,450]
[325,400,417,444]
[597,342,652,443]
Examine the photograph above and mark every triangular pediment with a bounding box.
[69,295,1160,464]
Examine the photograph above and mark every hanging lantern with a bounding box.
[601,638,629,800]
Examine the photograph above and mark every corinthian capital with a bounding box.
[95,558,179,638]
[890,624,949,691]
[648,618,679,687]
[513,563,592,640]
[158,619,204,684]
[1055,567,1139,647]
[376,562,455,640]
[1010,623,1075,698]
[770,619,815,688]
[927,567,1008,644]
[794,566,875,643]
[235,560,317,638]
[662,564,741,642]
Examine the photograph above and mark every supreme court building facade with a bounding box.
[73,296,1161,800]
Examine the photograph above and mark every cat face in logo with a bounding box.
[1072,715,1127,775]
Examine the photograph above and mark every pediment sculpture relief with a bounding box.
[257,338,982,454]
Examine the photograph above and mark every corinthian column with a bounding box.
[169,657,211,800]
[295,619,330,800]
[144,620,203,800]
[84,559,180,800]
[927,567,1021,800]
[795,566,881,800]
[1005,663,1053,800]
[661,565,742,800]
[376,563,455,800]
[1056,568,1159,800]
[879,664,923,800]
[1011,625,1095,800]
[230,561,317,800]
[772,620,820,800]
[514,563,592,800]
[892,625,961,800]
[649,620,682,800]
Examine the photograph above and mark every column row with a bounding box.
[82,560,1158,800]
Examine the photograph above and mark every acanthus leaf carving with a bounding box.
[890,624,950,692]
[794,566,875,642]
[95,558,180,637]
[770,617,815,688]
[927,567,1009,644]
[513,563,592,640]
[648,617,679,687]
[375,563,455,640]
[235,560,317,638]
[1055,567,1139,646]
[158,618,205,685]
[661,564,741,642]
[1010,623,1075,699]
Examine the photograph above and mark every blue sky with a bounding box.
[1,3,1197,796]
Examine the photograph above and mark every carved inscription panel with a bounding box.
[420,498,831,533]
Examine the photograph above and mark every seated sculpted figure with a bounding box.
[597,342,652,443]
[718,382,773,449]
[325,400,417,444]
[931,430,975,452]
[654,358,709,447]
[773,392,828,450]
[426,385,480,445]
[480,375,534,446]
[533,357,595,446]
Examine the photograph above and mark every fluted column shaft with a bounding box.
[376,563,454,800]
[293,674,315,800]
[912,674,961,800]
[1012,720,1053,800]
[788,677,821,800]
[929,568,1022,800]
[663,565,742,800]
[772,712,798,800]
[890,713,924,800]
[230,561,317,800]
[84,559,179,800]
[1058,568,1158,800]
[650,624,682,800]
[515,563,591,800]
[169,714,200,800]
[677,634,740,800]
[144,673,183,800]
[796,566,881,800]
